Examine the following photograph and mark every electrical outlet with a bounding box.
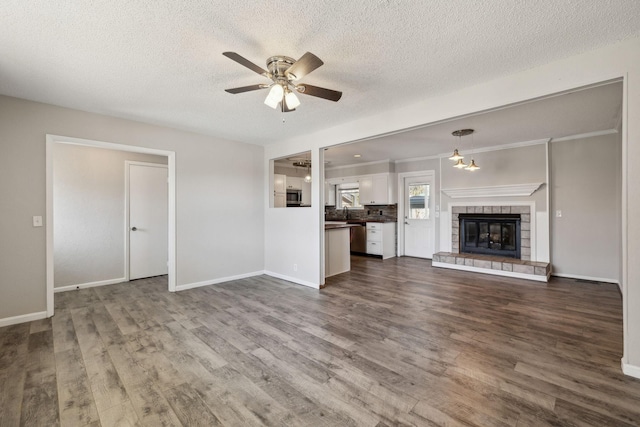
[556,210,562,218]
[32,216,43,227]
[293,264,297,271]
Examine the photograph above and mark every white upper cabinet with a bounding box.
[302,181,311,205]
[286,176,302,190]
[359,174,392,205]
[324,182,336,206]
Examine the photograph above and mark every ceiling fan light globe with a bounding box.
[264,96,279,109]
[285,91,301,109]
[264,84,284,108]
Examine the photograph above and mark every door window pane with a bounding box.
[408,183,429,219]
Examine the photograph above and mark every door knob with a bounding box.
[131,227,137,231]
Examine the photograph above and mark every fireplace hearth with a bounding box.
[459,213,521,258]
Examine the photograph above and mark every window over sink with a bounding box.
[336,183,362,209]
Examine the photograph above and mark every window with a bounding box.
[408,183,429,219]
[337,183,361,209]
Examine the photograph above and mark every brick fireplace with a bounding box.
[433,203,550,282]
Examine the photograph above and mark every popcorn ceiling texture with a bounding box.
[1,1,639,145]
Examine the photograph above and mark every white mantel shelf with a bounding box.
[442,182,544,199]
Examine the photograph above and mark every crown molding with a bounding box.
[550,128,617,143]
[442,182,544,199]
[325,159,392,171]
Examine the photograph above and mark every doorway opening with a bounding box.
[45,134,176,318]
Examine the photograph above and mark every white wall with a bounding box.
[0,95,264,321]
[264,36,640,373]
[550,132,622,282]
[53,144,167,288]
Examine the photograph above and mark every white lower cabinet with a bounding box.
[366,222,396,259]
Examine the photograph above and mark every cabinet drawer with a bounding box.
[367,222,382,230]
[366,241,382,255]
[366,229,382,242]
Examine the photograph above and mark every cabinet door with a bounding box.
[324,183,336,206]
[274,174,286,193]
[287,176,302,190]
[274,193,286,208]
[359,177,373,204]
[360,175,388,205]
[302,181,311,205]
[371,175,389,204]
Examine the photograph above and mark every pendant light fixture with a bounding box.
[449,129,479,171]
[293,159,312,183]
[453,158,467,168]
[466,159,480,171]
[448,149,464,161]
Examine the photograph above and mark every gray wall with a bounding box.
[0,95,264,320]
[53,144,167,288]
[550,132,622,282]
[325,161,394,179]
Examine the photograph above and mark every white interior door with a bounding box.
[128,162,168,280]
[403,176,434,258]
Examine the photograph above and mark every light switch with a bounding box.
[555,210,562,218]
[33,216,43,227]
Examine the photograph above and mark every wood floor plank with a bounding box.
[20,331,60,426]
[54,347,101,426]
[162,383,223,427]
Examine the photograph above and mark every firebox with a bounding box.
[459,213,521,258]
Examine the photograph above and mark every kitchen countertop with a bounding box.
[324,223,364,230]
[325,219,397,224]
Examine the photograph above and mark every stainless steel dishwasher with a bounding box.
[350,224,367,254]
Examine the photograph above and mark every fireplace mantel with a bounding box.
[442,182,543,199]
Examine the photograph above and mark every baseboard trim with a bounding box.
[432,261,548,282]
[54,277,127,293]
[0,311,48,327]
[622,359,640,379]
[175,271,265,292]
[551,273,621,291]
[264,271,321,289]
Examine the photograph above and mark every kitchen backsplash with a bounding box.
[325,204,398,222]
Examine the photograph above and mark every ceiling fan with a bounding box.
[223,51,342,112]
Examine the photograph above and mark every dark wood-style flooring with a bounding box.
[2,256,640,426]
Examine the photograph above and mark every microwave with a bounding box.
[286,189,302,206]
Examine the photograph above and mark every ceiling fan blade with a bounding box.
[224,84,267,94]
[285,52,323,81]
[296,84,342,102]
[222,52,268,76]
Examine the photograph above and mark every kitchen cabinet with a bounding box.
[274,193,286,208]
[324,182,336,206]
[274,174,286,208]
[359,174,391,205]
[302,180,311,205]
[366,222,396,259]
[286,176,302,190]
[274,174,286,193]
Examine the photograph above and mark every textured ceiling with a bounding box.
[1,1,639,145]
